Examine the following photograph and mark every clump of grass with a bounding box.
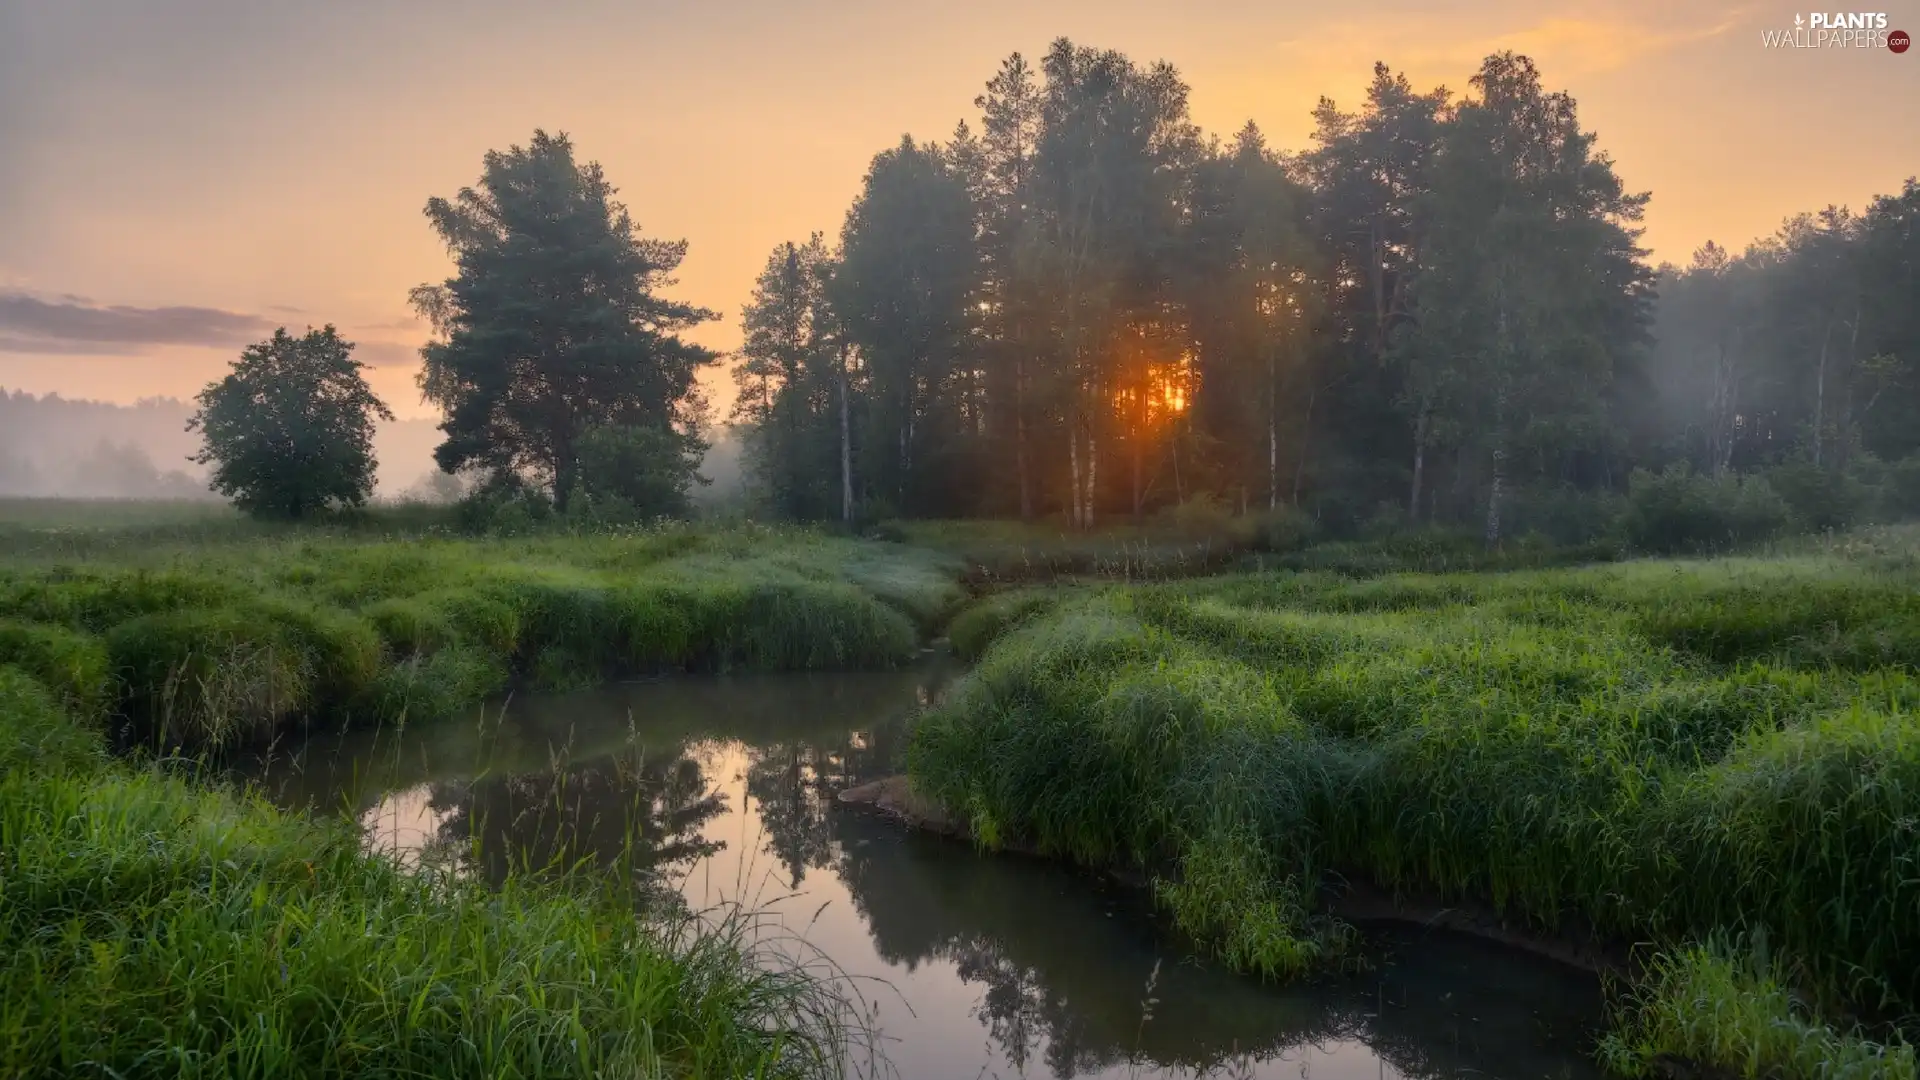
[105,607,312,747]
[947,588,1065,661]
[1152,827,1345,980]
[1598,941,1917,1079]
[0,667,102,773]
[0,619,111,717]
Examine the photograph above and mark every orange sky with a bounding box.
[2,0,1915,419]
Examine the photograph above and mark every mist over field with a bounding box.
[0,387,750,507]
[0,389,439,500]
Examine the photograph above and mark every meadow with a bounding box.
[909,525,1920,1078]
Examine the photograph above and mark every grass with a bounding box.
[0,508,925,1078]
[0,519,963,751]
[0,671,864,1079]
[1598,941,1917,1079]
[908,526,1920,1074]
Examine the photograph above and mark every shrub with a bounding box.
[1878,456,1920,523]
[455,476,554,535]
[1156,493,1238,541]
[1246,505,1320,553]
[1766,460,1866,533]
[1504,485,1624,546]
[1623,465,1792,554]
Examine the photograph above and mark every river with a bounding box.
[235,652,1607,1080]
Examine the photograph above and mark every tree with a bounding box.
[1027,39,1200,528]
[732,235,844,521]
[411,130,717,512]
[834,135,978,518]
[188,326,393,519]
[573,422,708,519]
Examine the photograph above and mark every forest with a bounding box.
[722,41,1920,545]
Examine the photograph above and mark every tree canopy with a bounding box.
[412,130,718,511]
[188,326,393,519]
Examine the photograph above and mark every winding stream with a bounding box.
[236,653,1607,1080]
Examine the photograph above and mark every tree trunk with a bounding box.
[1015,357,1033,520]
[1409,406,1430,519]
[838,347,852,524]
[1291,383,1315,507]
[1171,427,1184,505]
[1267,344,1279,511]
[1813,317,1832,467]
[1068,414,1083,530]
[1369,218,1388,360]
[1131,421,1144,522]
[1485,450,1505,550]
[1837,303,1860,471]
[1084,428,1099,530]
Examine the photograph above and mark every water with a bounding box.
[237,654,1607,1080]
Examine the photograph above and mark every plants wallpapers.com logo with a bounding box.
[1761,11,1910,48]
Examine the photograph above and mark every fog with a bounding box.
[0,388,754,512]
[0,388,441,500]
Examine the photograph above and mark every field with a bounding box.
[3,498,1918,1077]
[910,525,1920,1078]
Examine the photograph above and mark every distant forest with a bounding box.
[0,389,446,500]
[721,42,1920,539]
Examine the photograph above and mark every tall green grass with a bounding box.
[0,664,864,1079]
[907,540,1920,1073]
[0,524,962,750]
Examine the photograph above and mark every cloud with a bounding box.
[351,340,423,368]
[1257,4,1748,101]
[0,334,144,356]
[0,291,276,350]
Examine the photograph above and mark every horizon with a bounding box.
[2,1,1916,423]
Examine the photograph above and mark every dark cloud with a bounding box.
[351,340,423,368]
[0,292,275,349]
[0,335,143,356]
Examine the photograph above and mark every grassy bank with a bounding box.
[0,662,862,1079]
[0,520,962,751]
[909,525,1920,1075]
[0,514,950,1077]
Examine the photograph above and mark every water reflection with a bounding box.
[238,656,1603,1080]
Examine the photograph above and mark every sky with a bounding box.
[1,0,1915,420]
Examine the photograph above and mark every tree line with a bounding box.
[728,40,1920,542]
[182,40,1919,540]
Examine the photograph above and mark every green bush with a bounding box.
[1623,465,1792,554]
[1878,456,1920,522]
[1504,484,1624,546]
[1246,505,1320,553]
[454,477,554,535]
[1766,460,1866,533]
